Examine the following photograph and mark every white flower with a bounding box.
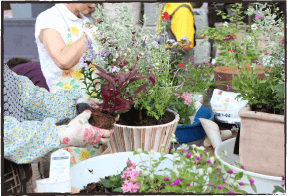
[173,168,179,177]
[137,148,142,153]
[192,144,197,149]
[210,156,215,164]
[223,21,229,27]
[151,160,156,166]
[150,150,155,155]
[251,24,258,30]
[177,147,182,152]
[112,58,116,62]
[198,170,204,176]
[194,153,200,157]
[150,174,154,180]
[173,153,179,159]
[143,170,149,176]
[171,138,177,143]
[150,154,154,159]
[171,133,176,138]
[199,146,205,151]
[206,167,213,174]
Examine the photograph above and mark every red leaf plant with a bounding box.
[94,54,155,114]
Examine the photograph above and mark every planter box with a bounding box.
[238,104,284,177]
[108,110,179,154]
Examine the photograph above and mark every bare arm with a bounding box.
[39,28,90,70]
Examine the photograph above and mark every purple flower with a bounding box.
[255,14,261,18]
[110,66,120,73]
[79,56,85,63]
[130,42,134,44]
[85,57,92,61]
[282,175,284,181]
[182,149,186,153]
[180,36,189,42]
[241,165,245,169]
[223,35,235,41]
[164,177,169,181]
[206,160,210,163]
[196,156,201,160]
[175,65,177,69]
[184,68,188,72]
[227,85,229,91]
[229,191,234,194]
[171,178,181,186]
[167,39,176,44]
[222,178,225,182]
[203,151,207,154]
[228,169,233,174]
[120,48,123,51]
[186,183,191,187]
[173,42,179,46]
[203,62,205,64]
[217,185,222,189]
[210,183,213,186]
[194,160,200,165]
[239,182,244,186]
[202,78,206,82]
[79,63,89,70]
[191,58,194,60]
[186,152,191,158]
[250,179,254,185]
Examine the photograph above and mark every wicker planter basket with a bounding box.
[108,110,180,154]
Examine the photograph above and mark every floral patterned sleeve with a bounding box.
[4,116,61,164]
[15,73,84,122]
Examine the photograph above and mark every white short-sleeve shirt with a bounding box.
[35,4,90,91]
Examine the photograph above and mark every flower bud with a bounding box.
[173,153,179,159]
[192,144,197,149]
[171,138,177,143]
[206,167,212,174]
[150,150,155,155]
[199,146,205,151]
[143,170,149,176]
[150,154,154,159]
[171,133,176,138]
[150,174,154,180]
[210,156,215,164]
[137,148,142,153]
[177,147,182,152]
[198,170,204,176]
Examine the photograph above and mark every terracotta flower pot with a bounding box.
[238,104,284,177]
[213,64,266,92]
[108,110,180,154]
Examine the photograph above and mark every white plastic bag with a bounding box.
[210,89,248,124]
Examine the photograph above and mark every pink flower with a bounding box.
[194,160,200,165]
[164,177,169,181]
[203,151,207,154]
[206,160,210,163]
[182,149,186,153]
[210,183,213,186]
[250,179,254,185]
[229,190,234,194]
[282,184,284,187]
[196,156,201,160]
[186,152,191,158]
[186,183,191,187]
[239,181,244,186]
[228,169,233,174]
[255,14,261,18]
[241,165,245,169]
[222,178,225,182]
[282,175,285,181]
[217,185,222,189]
[62,137,70,144]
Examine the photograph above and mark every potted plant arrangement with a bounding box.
[232,2,284,177]
[79,3,182,154]
[198,3,266,92]
[71,134,257,194]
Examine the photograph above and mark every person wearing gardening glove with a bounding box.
[157,3,196,65]
[3,64,115,193]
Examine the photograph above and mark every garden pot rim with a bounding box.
[238,104,284,123]
[114,109,180,128]
[213,64,266,75]
[215,138,282,180]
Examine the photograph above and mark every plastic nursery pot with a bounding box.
[175,106,215,143]
[215,138,283,194]
[213,64,266,92]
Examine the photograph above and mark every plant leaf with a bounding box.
[134,83,149,98]
[97,72,116,88]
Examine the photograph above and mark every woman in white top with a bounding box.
[35,3,104,175]
[35,3,98,95]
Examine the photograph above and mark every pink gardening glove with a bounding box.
[57,110,114,149]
